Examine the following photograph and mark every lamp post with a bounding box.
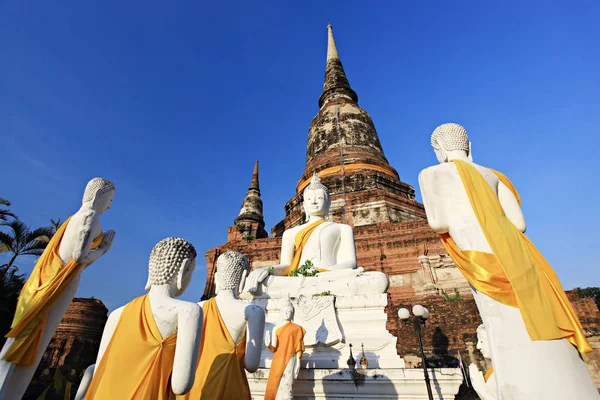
[398,305,433,400]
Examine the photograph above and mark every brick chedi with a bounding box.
[227,160,269,242]
[24,298,108,399]
[273,24,423,236]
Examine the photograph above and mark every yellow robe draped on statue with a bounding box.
[440,160,591,353]
[85,295,177,399]
[178,298,250,400]
[289,219,327,275]
[264,322,306,400]
[3,217,103,365]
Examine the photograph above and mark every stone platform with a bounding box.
[252,293,405,369]
[248,368,464,399]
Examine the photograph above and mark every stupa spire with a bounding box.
[249,160,260,191]
[319,24,358,108]
[233,161,268,239]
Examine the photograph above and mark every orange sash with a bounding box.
[264,322,306,400]
[4,217,103,365]
[85,295,177,399]
[178,298,250,400]
[440,160,590,353]
[484,367,494,383]
[288,219,326,275]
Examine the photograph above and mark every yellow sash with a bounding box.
[4,217,103,365]
[178,298,250,400]
[484,367,494,382]
[85,295,177,399]
[440,160,591,353]
[264,322,306,400]
[288,219,326,275]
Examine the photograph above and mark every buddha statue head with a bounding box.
[280,294,294,322]
[145,237,197,296]
[430,123,472,164]
[303,172,330,219]
[215,251,250,296]
[83,177,115,213]
[476,324,491,359]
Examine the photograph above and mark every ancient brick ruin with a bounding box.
[24,298,108,399]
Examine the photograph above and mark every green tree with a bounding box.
[0,220,54,347]
[0,197,16,221]
[0,220,54,269]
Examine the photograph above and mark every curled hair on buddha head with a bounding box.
[146,237,197,290]
[215,251,250,291]
[82,177,115,204]
[303,172,330,199]
[430,123,469,152]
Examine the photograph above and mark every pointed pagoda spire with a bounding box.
[249,160,260,192]
[318,24,358,108]
[233,161,268,239]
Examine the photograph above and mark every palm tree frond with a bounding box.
[25,227,54,244]
[0,232,14,253]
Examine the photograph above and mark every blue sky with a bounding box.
[1,0,599,310]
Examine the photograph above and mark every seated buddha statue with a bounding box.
[243,173,387,299]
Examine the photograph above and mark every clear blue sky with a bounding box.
[1,1,598,310]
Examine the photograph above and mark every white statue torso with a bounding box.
[57,208,102,266]
[209,296,249,345]
[281,220,355,271]
[419,160,518,253]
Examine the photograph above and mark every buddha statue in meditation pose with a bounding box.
[0,177,116,400]
[469,324,498,400]
[264,295,306,400]
[243,173,387,298]
[179,251,265,400]
[419,123,598,399]
[76,237,202,399]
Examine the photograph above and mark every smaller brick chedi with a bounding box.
[24,298,108,399]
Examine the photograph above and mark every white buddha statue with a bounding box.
[244,173,387,298]
[0,177,116,400]
[264,295,305,400]
[468,324,497,400]
[419,123,598,399]
[75,237,202,399]
[180,251,265,400]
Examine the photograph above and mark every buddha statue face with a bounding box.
[304,189,329,218]
[281,305,294,321]
[83,177,115,213]
[476,324,491,359]
[430,123,471,164]
[214,251,249,296]
[145,237,198,297]
[303,172,330,219]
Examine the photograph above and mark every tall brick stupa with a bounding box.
[272,24,424,236]
[202,23,467,308]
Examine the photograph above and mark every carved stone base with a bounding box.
[253,293,404,369]
[247,368,464,399]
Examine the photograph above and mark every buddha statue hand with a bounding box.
[100,230,116,252]
[468,363,494,400]
[245,267,271,294]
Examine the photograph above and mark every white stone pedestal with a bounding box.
[247,368,464,399]
[253,294,404,369]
